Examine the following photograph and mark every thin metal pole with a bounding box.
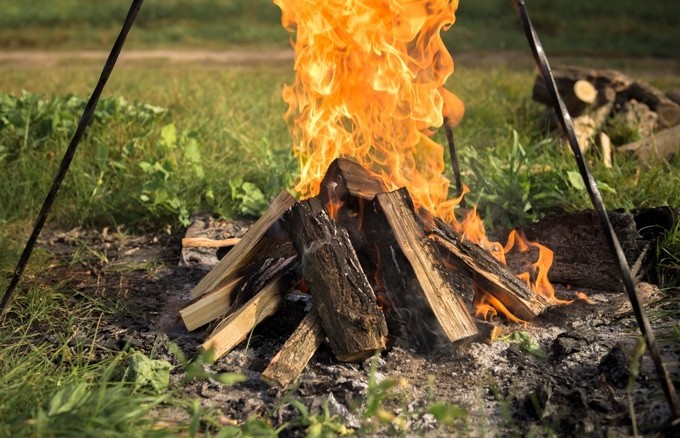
[513,0,680,422]
[444,120,465,207]
[0,0,145,317]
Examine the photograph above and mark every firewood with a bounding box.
[573,80,597,105]
[571,102,613,153]
[180,276,242,331]
[282,198,388,362]
[627,81,680,128]
[190,190,296,299]
[181,237,241,248]
[610,99,658,139]
[180,248,297,331]
[367,189,478,351]
[318,157,389,203]
[202,273,292,360]
[261,310,326,388]
[472,320,504,345]
[600,132,613,169]
[617,123,680,165]
[427,226,548,321]
[533,66,632,103]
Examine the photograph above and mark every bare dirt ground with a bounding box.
[33,219,680,437]
[2,49,679,76]
[0,49,294,67]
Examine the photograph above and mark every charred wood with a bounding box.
[366,189,478,352]
[282,198,388,362]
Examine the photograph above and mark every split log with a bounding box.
[202,273,293,360]
[261,310,326,388]
[618,122,680,165]
[180,276,242,331]
[318,157,389,203]
[282,198,387,362]
[189,190,296,299]
[512,210,642,291]
[427,219,548,320]
[180,247,297,331]
[600,132,613,168]
[181,237,241,248]
[627,81,680,128]
[571,102,613,153]
[366,189,478,352]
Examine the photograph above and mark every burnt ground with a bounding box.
[33,221,680,436]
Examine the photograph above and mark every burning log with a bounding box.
[189,190,296,299]
[282,197,388,362]
[367,189,478,351]
[177,158,583,386]
[428,224,548,320]
[510,210,643,291]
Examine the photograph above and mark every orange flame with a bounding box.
[504,230,584,305]
[275,0,464,218]
[473,285,526,326]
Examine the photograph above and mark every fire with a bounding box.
[274,0,463,217]
[275,0,578,323]
[504,230,574,305]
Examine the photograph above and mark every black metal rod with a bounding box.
[0,0,145,317]
[444,120,465,207]
[513,0,680,421]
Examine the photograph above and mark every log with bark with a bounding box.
[282,197,388,362]
[627,81,680,128]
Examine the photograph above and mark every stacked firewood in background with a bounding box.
[533,65,680,165]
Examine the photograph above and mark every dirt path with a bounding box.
[0,49,295,67]
[2,49,679,76]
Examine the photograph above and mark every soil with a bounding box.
[2,50,680,77]
[32,218,680,437]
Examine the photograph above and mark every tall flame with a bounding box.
[275,0,464,218]
[275,0,580,323]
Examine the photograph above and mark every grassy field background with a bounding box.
[1,1,680,436]
[0,0,679,57]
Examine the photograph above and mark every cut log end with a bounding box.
[574,80,597,104]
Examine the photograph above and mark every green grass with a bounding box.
[1,62,678,232]
[1,0,679,57]
[0,63,296,229]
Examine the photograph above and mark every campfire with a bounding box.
[178,0,589,388]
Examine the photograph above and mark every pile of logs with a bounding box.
[176,159,673,388]
[178,158,558,388]
[533,65,680,165]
